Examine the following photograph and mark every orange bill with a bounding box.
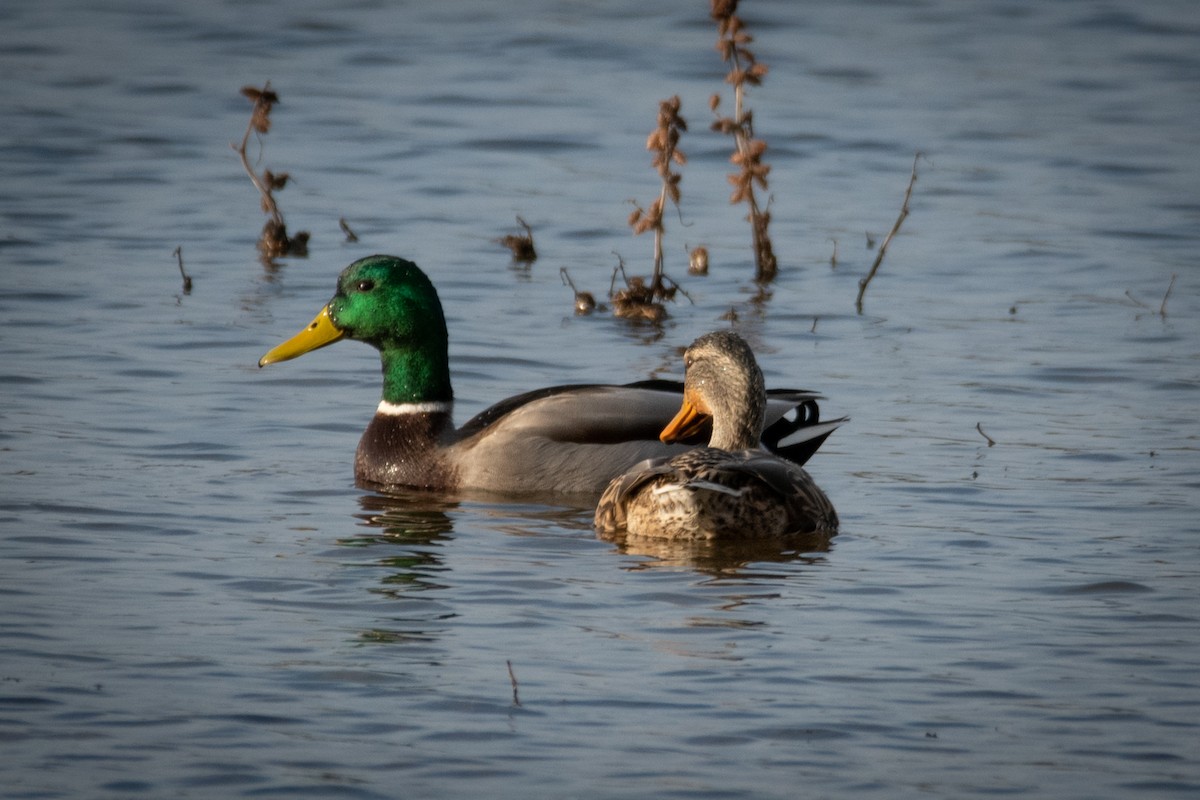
[660,392,710,443]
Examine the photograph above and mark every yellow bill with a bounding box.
[258,305,345,367]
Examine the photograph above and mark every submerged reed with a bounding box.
[234,82,309,259]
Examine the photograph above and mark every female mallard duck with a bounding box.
[595,330,839,539]
[259,255,844,496]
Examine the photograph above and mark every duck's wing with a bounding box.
[459,380,844,462]
[448,381,844,496]
[457,381,683,444]
[731,451,840,532]
[595,447,839,537]
[452,384,692,496]
[594,456,676,533]
[761,388,848,467]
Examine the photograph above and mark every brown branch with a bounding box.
[711,1,776,281]
[234,84,283,228]
[1159,273,1176,317]
[630,97,687,300]
[506,660,521,707]
[232,82,307,258]
[856,152,921,314]
[560,268,598,314]
[976,422,996,447]
[172,246,193,294]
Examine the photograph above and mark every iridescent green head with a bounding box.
[259,255,453,405]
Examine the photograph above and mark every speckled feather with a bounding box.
[595,447,838,539]
[595,331,840,540]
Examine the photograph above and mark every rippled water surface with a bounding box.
[2,0,1199,797]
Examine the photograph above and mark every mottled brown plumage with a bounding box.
[595,331,839,539]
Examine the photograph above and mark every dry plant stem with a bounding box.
[629,97,687,300]
[235,92,284,231]
[976,422,996,447]
[339,217,359,243]
[1160,273,1176,317]
[233,83,307,258]
[856,152,921,314]
[711,0,776,281]
[560,268,597,314]
[173,246,192,293]
[506,660,521,707]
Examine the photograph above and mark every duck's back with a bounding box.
[452,385,696,496]
[596,448,838,540]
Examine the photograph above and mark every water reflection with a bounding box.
[602,529,834,574]
[347,490,459,543]
[338,491,458,595]
[347,487,837,577]
[337,492,462,646]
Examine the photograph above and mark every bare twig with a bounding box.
[339,217,359,243]
[976,423,996,447]
[1159,273,1176,317]
[174,245,192,296]
[560,267,598,314]
[506,660,521,707]
[856,152,921,314]
[1124,289,1147,308]
[1127,274,1178,318]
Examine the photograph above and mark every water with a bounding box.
[2,0,1199,797]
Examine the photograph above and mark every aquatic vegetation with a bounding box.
[234,82,309,259]
[626,95,688,312]
[710,0,776,282]
[560,268,599,315]
[172,246,192,294]
[608,254,691,323]
[498,215,537,262]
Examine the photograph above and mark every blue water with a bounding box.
[2,0,1199,797]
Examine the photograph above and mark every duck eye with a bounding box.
[356,280,375,292]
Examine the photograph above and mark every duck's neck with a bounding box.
[708,390,765,451]
[379,346,453,407]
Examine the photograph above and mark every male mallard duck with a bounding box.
[259,255,844,496]
[595,330,839,539]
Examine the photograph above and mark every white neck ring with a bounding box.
[376,400,452,416]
